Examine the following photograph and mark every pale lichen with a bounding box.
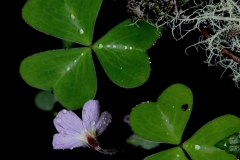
[127,0,240,87]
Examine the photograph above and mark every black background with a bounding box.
[11,0,240,159]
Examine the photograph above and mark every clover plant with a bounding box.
[20,0,239,159]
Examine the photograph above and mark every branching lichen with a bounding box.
[127,0,240,87]
[171,0,240,87]
[126,0,188,29]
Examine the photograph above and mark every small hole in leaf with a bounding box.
[181,104,188,111]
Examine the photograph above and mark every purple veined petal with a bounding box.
[54,109,84,136]
[123,114,130,124]
[82,100,100,131]
[53,133,87,150]
[96,111,112,137]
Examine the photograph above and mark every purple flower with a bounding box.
[53,100,116,154]
[123,114,130,124]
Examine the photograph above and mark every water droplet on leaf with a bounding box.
[98,44,103,49]
[195,145,201,150]
[79,29,84,34]
[71,14,75,19]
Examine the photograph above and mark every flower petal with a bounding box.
[82,100,100,131]
[52,133,87,149]
[96,111,112,136]
[123,114,130,124]
[54,109,84,136]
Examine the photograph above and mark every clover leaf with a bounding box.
[34,90,57,111]
[130,83,240,159]
[130,83,193,144]
[22,0,102,45]
[126,134,160,150]
[20,0,160,109]
[93,19,160,88]
[183,115,240,160]
[20,48,96,109]
[144,147,188,160]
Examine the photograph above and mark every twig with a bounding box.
[199,27,240,64]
